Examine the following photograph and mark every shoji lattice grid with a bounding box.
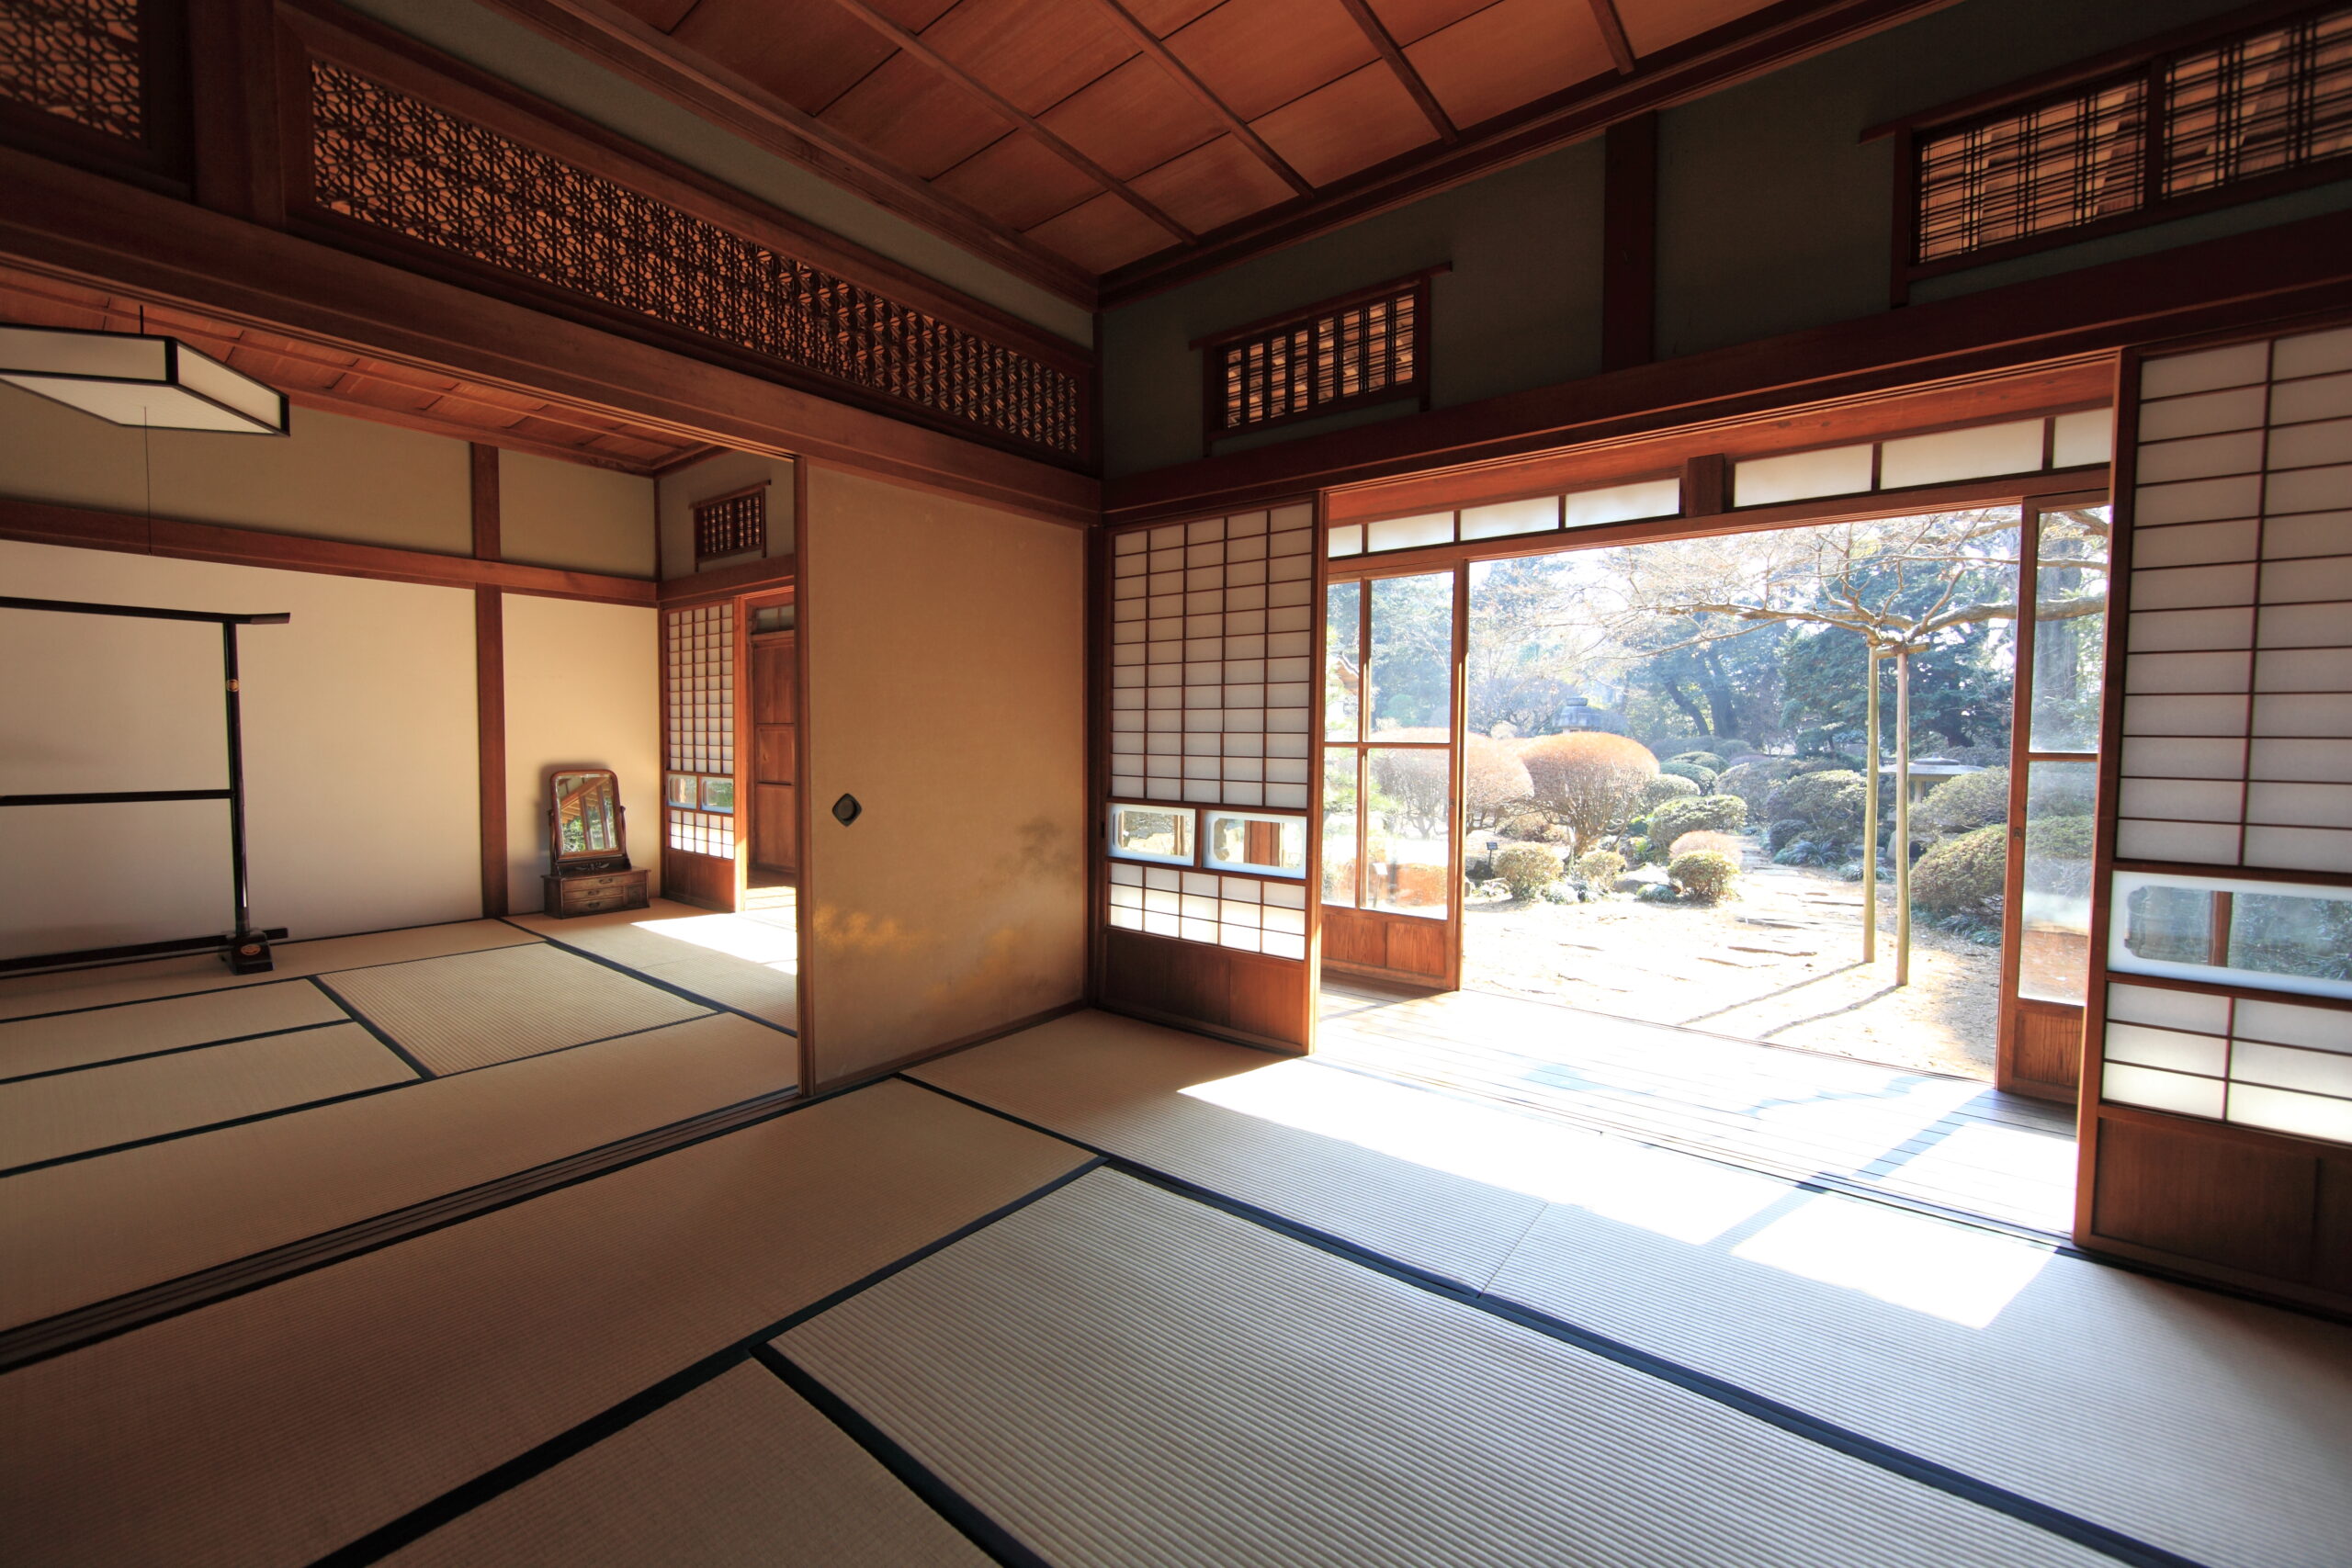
[1105,866,1309,959]
[2103,981,2352,1144]
[664,603,734,858]
[2116,326,2352,873]
[1109,506,1317,808]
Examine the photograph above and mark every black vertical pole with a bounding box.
[222,621,254,943]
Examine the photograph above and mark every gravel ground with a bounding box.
[1461,846,2000,1078]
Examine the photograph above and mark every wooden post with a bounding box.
[1863,644,1880,965]
[1895,647,1913,987]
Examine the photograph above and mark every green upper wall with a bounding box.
[1101,0,2352,479]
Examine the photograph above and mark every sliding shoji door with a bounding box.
[660,600,739,910]
[2081,321,2352,1310]
[1099,505,1318,1051]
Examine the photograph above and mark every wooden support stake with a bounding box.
[1894,647,1912,987]
[1864,645,1880,966]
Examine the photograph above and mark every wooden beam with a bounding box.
[813,0,1193,243]
[0,147,1100,525]
[0,496,659,604]
[1588,0,1638,74]
[1102,0,1963,304]
[475,585,508,919]
[1088,0,1314,197]
[463,0,1097,308]
[1600,112,1657,372]
[1106,201,2352,521]
[1334,0,1457,144]
[469,444,503,561]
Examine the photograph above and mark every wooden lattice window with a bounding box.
[1898,4,2352,278]
[0,0,146,143]
[694,486,765,563]
[302,57,1083,459]
[1198,272,1439,445]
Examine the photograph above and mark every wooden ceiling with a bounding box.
[0,265,721,474]
[535,0,1948,299]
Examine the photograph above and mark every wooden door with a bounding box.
[752,634,797,875]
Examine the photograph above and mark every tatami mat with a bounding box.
[908,1010,1550,1285]
[1486,1191,2352,1568]
[0,921,540,1021]
[0,1079,1088,1567]
[781,1169,2110,1568]
[0,1023,412,1170]
[322,942,708,1074]
[0,1012,798,1331]
[381,1362,990,1568]
[0,981,347,1079]
[514,906,798,1028]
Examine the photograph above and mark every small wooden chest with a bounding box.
[542,866,650,918]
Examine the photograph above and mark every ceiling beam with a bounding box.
[1334,0,1458,144]
[1587,0,1638,74]
[1088,0,1315,197]
[815,0,1194,243]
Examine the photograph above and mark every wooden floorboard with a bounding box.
[1315,985,2076,1237]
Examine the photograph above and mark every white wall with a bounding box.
[656,452,796,579]
[0,541,480,959]
[501,594,662,913]
[501,451,658,578]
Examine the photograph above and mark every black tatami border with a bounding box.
[498,917,800,1039]
[892,1073,2212,1568]
[306,1156,1103,1568]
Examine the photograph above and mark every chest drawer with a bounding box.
[544,868,650,917]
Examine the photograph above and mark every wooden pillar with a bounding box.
[471,444,506,919]
[1601,112,1658,373]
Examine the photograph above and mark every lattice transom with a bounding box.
[0,0,143,142]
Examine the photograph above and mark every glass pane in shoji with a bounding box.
[2031,503,2110,752]
[1326,580,1361,740]
[2018,761,2098,1004]
[1365,746,1450,918]
[1322,749,1359,908]
[1367,572,1453,737]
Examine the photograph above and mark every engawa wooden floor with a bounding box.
[5,933,2348,1567]
[1319,978,2079,1236]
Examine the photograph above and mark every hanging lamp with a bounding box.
[0,321,289,434]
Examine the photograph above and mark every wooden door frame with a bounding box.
[740,583,798,888]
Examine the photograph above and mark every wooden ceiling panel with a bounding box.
[1406,0,1613,130]
[1620,0,1777,57]
[1040,52,1224,181]
[1025,189,1175,272]
[1165,0,1378,121]
[925,0,1138,117]
[606,0,697,33]
[933,129,1108,230]
[821,51,1020,178]
[1130,133,1297,234]
[1365,0,1496,47]
[673,0,896,115]
[1251,61,1436,186]
[1120,0,1225,35]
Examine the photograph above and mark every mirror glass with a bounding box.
[553,770,622,859]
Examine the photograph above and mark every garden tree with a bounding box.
[1366,729,1449,838]
[1466,554,1615,737]
[1521,731,1657,852]
[1616,622,1788,750]
[1364,572,1455,730]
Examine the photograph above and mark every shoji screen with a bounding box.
[2085,323,2352,1308]
[1099,504,1317,1051]
[661,601,736,908]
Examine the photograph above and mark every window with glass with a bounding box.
[1107,802,1195,866]
[1323,570,1456,919]
[1204,810,1306,877]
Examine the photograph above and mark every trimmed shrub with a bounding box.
[1574,849,1627,886]
[1493,843,1563,900]
[1911,823,2007,918]
[1637,773,1701,812]
[1623,835,1656,866]
[2029,767,2098,817]
[1463,734,1533,829]
[1669,849,1741,904]
[1658,760,1718,793]
[1647,793,1749,849]
[2025,815,2097,900]
[1766,818,1812,853]
[1765,770,1867,833]
[1671,750,1727,773]
[1918,767,2009,840]
[1521,731,1658,853]
[1717,759,1794,816]
[1669,829,1744,863]
[1500,813,1553,840]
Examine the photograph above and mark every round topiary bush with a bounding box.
[1637,773,1701,812]
[1658,760,1718,794]
[1671,750,1727,773]
[2024,815,2096,899]
[1668,849,1741,904]
[1647,793,1748,849]
[1765,770,1867,834]
[1911,823,2007,918]
[1766,818,1812,853]
[1499,813,1553,840]
[1574,849,1627,886]
[1918,766,2009,840]
[1717,759,1795,817]
[1669,829,1744,863]
[1493,843,1564,900]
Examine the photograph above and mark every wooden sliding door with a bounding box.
[1318,566,1464,989]
[747,596,798,882]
